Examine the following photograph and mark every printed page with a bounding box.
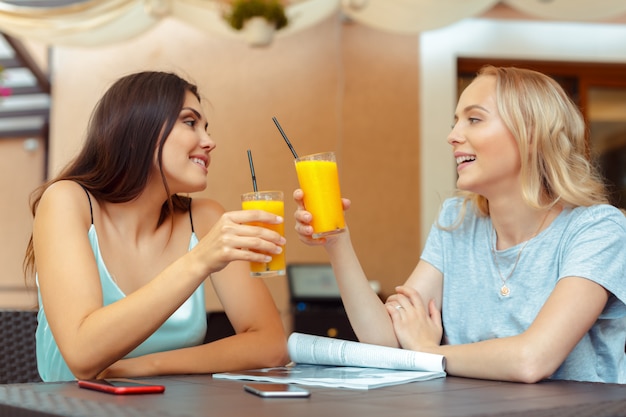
[213,364,445,390]
[288,332,445,373]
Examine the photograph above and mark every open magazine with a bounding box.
[213,333,446,389]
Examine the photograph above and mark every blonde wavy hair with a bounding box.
[454,65,608,220]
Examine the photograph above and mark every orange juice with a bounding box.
[295,152,345,238]
[241,191,286,277]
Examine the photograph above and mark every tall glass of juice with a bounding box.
[295,152,345,239]
[241,191,286,277]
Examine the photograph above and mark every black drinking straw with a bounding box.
[247,149,258,192]
[272,116,299,159]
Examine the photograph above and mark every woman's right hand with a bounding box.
[293,188,350,246]
[195,208,286,276]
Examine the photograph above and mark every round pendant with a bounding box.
[500,285,510,297]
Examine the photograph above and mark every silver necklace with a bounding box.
[490,211,549,297]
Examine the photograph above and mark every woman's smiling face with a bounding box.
[448,74,522,199]
[158,91,216,194]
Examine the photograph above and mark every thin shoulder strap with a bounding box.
[78,184,94,225]
[188,198,195,233]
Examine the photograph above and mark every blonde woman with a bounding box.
[294,66,626,383]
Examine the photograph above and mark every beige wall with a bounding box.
[0,137,43,309]
[12,14,420,317]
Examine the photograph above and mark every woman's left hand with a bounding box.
[385,285,443,351]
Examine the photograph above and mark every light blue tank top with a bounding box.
[36,200,207,382]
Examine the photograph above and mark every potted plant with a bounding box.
[225,0,288,46]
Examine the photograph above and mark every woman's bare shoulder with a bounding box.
[189,197,227,236]
[38,181,90,215]
[41,179,85,196]
[35,180,93,233]
[190,197,225,213]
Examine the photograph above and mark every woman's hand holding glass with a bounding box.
[196,209,286,276]
[293,188,351,246]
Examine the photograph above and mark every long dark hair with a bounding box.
[24,71,200,280]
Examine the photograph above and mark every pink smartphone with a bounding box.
[77,379,165,395]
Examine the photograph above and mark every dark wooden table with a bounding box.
[1,375,625,417]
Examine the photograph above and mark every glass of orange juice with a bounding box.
[241,191,286,277]
[295,152,345,239]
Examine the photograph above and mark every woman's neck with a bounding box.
[488,197,561,250]
[98,185,171,244]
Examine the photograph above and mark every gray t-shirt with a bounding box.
[421,197,626,383]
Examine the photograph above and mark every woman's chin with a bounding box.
[456,180,479,195]
[177,181,208,195]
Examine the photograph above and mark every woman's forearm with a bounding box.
[101,322,289,378]
[325,232,398,346]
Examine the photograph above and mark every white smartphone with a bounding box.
[244,383,310,398]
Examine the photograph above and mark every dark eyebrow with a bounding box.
[182,107,201,117]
